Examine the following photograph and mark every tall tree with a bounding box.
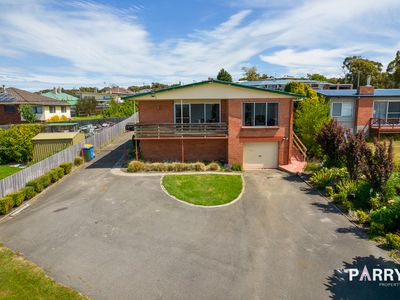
[239,66,261,81]
[285,82,330,158]
[76,97,97,116]
[19,104,37,123]
[216,68,233,82]
[387,50,400,88]
[342,56,384,87]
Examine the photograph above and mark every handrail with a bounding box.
[292,132,307,160]
[134,123,228,138]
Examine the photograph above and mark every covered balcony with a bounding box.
[133,123,228,139]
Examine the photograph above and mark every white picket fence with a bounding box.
[0,113,138,197]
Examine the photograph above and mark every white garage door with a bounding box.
[243,142,279,170]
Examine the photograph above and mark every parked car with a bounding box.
[125,122,135,131]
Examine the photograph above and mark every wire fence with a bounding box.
[0,113,138,197]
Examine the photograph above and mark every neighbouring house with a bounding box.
[318,85,400,137]
[240,78,353,91]
[124,80,305,170]
[32,132,85,162]
[41,87,79,116]
[103,86,133,96]
[0,87,71,125]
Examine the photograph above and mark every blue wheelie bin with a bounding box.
[82,144,95,161]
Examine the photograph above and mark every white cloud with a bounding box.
[0,0,399,89]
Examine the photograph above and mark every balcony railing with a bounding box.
[370,118,400,128]
[133,123,228,138]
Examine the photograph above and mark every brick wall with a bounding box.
[138,100,174,123]
[355,97,373,131]
[140,139,227,162]
[0,105,21,125]
[227,98,292,166]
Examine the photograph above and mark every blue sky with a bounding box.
[0,0,400,90]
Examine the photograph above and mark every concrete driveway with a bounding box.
[0,140,399,299]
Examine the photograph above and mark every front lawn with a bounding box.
[0,244,88,299]
[162,174,242,206]
[71,115,104,120]
[0,166,22,180]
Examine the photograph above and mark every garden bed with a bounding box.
[161,174,243,206]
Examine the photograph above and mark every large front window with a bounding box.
[175,103,220,123]
[243,102,278,126]
[373,101,400,120]
[332,102,353,117]
[32,106,43,114]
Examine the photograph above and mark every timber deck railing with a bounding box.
[133,123,228,138]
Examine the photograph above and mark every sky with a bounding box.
[0,0,400,91]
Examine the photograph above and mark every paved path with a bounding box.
[0,136,399,299]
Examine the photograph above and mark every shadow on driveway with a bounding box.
[86,140,132,169]
[325,255,400,299]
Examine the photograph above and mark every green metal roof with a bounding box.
[41,91,79,105]
[122,79,304,100]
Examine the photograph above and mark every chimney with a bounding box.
[58,87,61,94]
[53,86,57,93]
[2,85,6,93]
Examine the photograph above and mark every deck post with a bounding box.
[181,139,184,162]
[135,139,138,160]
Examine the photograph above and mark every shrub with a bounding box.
[8,191,25,207]
[59,162,72,174]
[231,164,243,172]
[383,174,400,201]
[316,119,346,168]
[370,222,386,236]
[173,163,190,172]
[21,186,36,200]
[309,168,348,189]
[0,197,12,215]
[370,201,400,233]
[74,157,83,166]
[48,169,59,183]
[38,174,51,188]
[193,162,206,171]
[335,179,358,198]
[342,130,368,180]
[26,179,44,193]
[355,210,370,224]
[304,161,322,173]
[354,180,373,205]
[333,192,347,204]
[206,162,221,171]
[127,160,145,172]
[54,167,64,179]
[385,233,400,249]
[362,139,394,197]
[325,186,334,197]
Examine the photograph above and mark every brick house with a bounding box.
[124,80,305,170]
[0,87,71,125]
[318,85,400,137]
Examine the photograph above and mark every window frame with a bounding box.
[49,106,56,113]
[331,101,353,118]
[32,106,43,114]
[61,106,67,113]
[174,102,221,124]
[4,105,17,113]
[242,102,279,127]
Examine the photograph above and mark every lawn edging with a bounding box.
[159,173,245,208]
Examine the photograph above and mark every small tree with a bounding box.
[316,119,346,167]
[362,139,394,195]
[76,97,97,116]
[216,68,233,82]
[342,130,368,180]
[19,104,37,123]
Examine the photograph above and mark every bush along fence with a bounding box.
[0,162,76,215]
[0,113,138,198]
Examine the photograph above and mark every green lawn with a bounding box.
[0,245,88,299]
[368,141,400,163]
[71,115,104,120]
[162,174,243,206]
[0,166,22,180]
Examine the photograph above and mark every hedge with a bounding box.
[0,162,75,215]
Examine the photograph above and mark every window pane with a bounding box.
[388,102,400,113]
[342,103,353,117]
[332,103,342,117]
[4,105,16,113]
[205,104,219,123]
[374,102,387,119]
[175,104,182,123]
[61,106,66,113]
[267,103,278,126]
[191,104,204,123]
[255,103,266,126]
[49,106,55,113]
[243,103,254,126]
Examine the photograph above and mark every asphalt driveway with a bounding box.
[0,139,399,299]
